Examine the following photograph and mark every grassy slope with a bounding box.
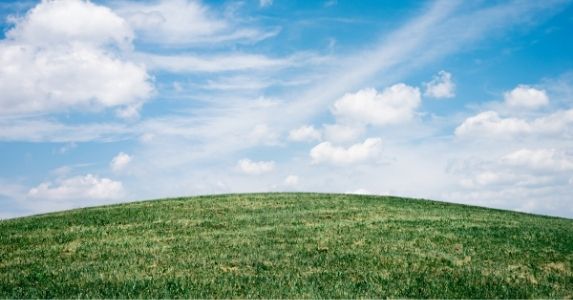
[0,193,572,298]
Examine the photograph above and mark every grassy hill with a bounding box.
[1,193,572,298]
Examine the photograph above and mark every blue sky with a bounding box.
[1,0,573,219]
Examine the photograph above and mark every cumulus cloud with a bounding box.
[110,152,132,172]
[237,159,275,175]
[424,70,455,98]
[331,84,421,126]
[288,125,321,142]
[502,148,573,172]
[27,174,124,200]
[310,138,382,165]
[504,85,549,109]
[455,111,530,137]
[455,109,573,138]
[0,0,152,118]
[6,0,133,48]
[455,84,563,139]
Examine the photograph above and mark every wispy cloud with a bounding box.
[0,118,130,142]
[137,52,327,73]
[114,0,279,46]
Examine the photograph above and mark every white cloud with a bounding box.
[0,0,152,117]
[118,0,224,44]
[288,125,321,142]
[260,0,273,8]
[116,0,276,45]
[322,123,364,143]
[285,1,562,127]
[347,188,370,195]
[502,148,573,172]
[459,171,518,188]
[6,0,133,48]
[116,103,143,120]
[284,175,299,186]
[27,174,124,200]
[138,52,328,74]
[455,111,530,137]
[0,44,152,117]
[446,142,573,218]
[310,138,382,165]
[331,84,421,126]
[424,70,455,98]
[110,152,132,172]
[0,118,130,142]
[203,76,271,91]
[237,159,275,175]
[139,52,288,73]
[504,85,549,109]
[249,124,280,145]
[455,109,573,138]
[534,109,573,133]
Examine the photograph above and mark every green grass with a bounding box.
[1,193,572,298]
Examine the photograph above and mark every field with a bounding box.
[1,193,572,298]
